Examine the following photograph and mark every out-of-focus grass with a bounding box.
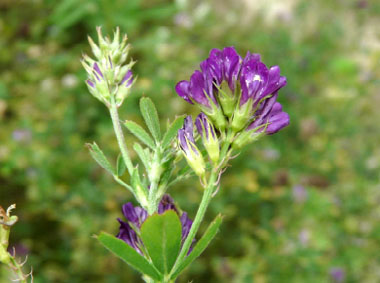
[0,0,379,282]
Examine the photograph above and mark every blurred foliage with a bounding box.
[1,0,380,282]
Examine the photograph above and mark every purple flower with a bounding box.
[330,267,345,283]
[117,194,194,255]
[195,113,216,141]
[292,185,308,203]
[175,47,289,135]
[247,101,290,135]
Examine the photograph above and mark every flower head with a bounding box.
[82,27,135,107]
[117,194,194,255]
[178,116,206,177]
[175,47,289,137]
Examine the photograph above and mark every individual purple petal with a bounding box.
[239,60,269,105]
[195,112,213,140]
[261,66,287,98]
[122,203,147,227]
[86,79,95,88]
[121,70,133,87]
[266,109,290,135]
[221,47,241,92]
[205,48,223,84]
[180,212,195,254]
[180,212,193,241]
[116,218,142,253]
[158,194,178,214]
[175,80,193,104]
[178,129,189,152]
[189,70,210,107]
[183,116,195,143]
[247,101,289,135]
[179,116,199,155]
[93,63,104,81]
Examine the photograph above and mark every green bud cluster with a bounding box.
[82,27,135,107]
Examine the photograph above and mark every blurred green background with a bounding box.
[1,0,379,282]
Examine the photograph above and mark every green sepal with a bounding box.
[231,99,253,133]
[217,81,237,118]
[162,116,185,148]
[170,214,223,280]
[124,120,155,149]
[86,142,115,175]
[140,210,182,275]
[140,97,161,142]
[97,232,162,281]
[200,103,226,132]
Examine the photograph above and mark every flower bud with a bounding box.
[83,27,135,107]
[178,116,205,178]
[195,113,220,165]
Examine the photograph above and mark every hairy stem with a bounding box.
[109,98,134,175]
[9,256,29,283]
[170,170,218,278]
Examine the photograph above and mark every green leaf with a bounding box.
[140,97,161,142]
[141,210,182,274]
[98,232,161,281]
[86,142,115,175]
[170,214,223,280]
[116,154,127,177]
[162,116,185,148]
[124,120,155,149]
[133,143,150,171]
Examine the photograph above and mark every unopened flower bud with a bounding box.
[178,116,205,177]
[195,113,220,165]
[83,27,135,107]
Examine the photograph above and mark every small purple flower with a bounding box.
[195,113,216,141]
[178,116,198,155]
[246,101,290,135]
[330,267,345,283]
[178,116,206,177]
[117,194,194,255]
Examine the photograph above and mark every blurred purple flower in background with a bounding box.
[330,267,345,283]
[292,185,308,203]
[117,194,193,255]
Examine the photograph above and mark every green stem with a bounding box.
[147,149,162,215]
[109,98,134,175]
[147,181,159,215]
[170,170,218,278]
[9,256,28,283]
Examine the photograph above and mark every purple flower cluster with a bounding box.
[117,195,193,255]
[175,47,289,135]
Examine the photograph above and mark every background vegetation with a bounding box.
[1,0,379,282]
